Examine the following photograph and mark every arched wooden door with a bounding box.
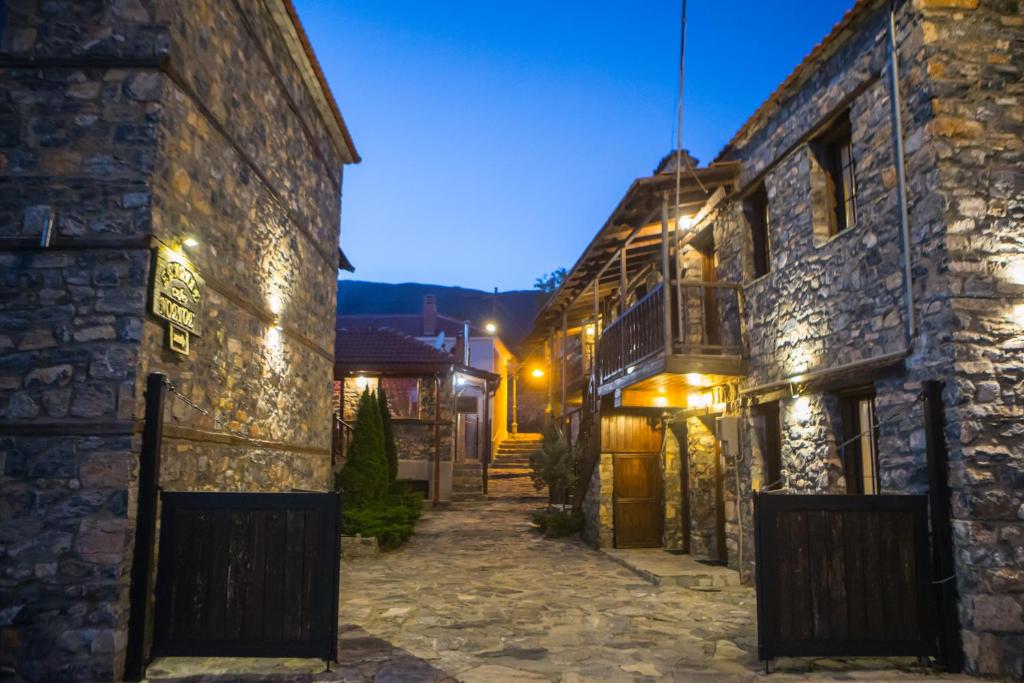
[605,413,664,548]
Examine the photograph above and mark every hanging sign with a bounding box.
[151,245,204,355]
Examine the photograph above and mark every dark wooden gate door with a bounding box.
[614,453,663,548]
[754,494,937,664]
[153,492,340,661]
[605,413,664,549]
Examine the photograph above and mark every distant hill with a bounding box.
[337,280,547,351]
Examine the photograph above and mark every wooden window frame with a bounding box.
[757,400,783,491]
[839,388,880,495]
[743,182,772,278]
[812,112,858,237]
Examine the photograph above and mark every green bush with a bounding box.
[377,386,398,482]
[530,507,584,538]
[336,388,389,508]
[341,505,416,550]
[528,424,577,497]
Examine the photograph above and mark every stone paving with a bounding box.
[334,499,964,682]
[147,499,967,682]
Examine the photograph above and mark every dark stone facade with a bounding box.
[704,0,1022,676]
[0,1,356,680]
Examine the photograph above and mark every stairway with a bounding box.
[451,462,484,501]
[488,433,544,499]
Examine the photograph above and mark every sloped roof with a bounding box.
[334,327,455,368]
[715,0,880,161]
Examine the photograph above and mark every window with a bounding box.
[744,182,771,278]
[840,390,879,494]
[757,401,783,491]
[812,113,858,237]
[381,377,419,419]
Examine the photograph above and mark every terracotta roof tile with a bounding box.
[334,326,455,367]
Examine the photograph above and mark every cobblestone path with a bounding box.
[337,499,960,682]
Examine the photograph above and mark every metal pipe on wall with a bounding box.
[887,0,916,345]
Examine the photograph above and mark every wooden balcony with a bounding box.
[596,281,745,396]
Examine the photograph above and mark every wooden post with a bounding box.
[560,310,568,423]
[433,374,441,506]
[547,327,555,424]
[660,194,673,356]
[922,380,963,672]
[619,247,627,315]
[510,362,518,434]
[592,279,600,387]
[124,372,167,681]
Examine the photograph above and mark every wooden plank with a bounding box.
[895,511,919,640]
[842,509,867,641]
[825,511,848,641]
[166,507,193,643]
[789,510,812,641]
[283,510,306,640]
[263,509,287,642]
[862,509,885,639]
[203,509,232,640]
[300,510,318,640]
[188,509,212,639]
[241,510,268,643]
[774,510,793,641]
[224,510,250,641]
[807,510,831,641]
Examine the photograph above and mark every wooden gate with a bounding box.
[754,494,937,665]
[153,492,341,661]
[606,413,664,549]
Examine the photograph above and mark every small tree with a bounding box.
[377,385,398,483]
[528,423,577,504]
[336,388,388,507]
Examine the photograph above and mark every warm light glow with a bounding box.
[677,215,694,231]
[455,375,466,386]
[531,368,545,379]
[1005,259,1024,286]
[267,326,281,347]
[626,365,635,375]
[268,294,282,316]
[1012,304,1024,326]
[585,324,596,337]
[687,392,711,409]
[685,373,711,387]
[793,395,812,422]
[653,396,669,407]
[183,236,199,249]
[355,375,372,390]
[484,321,497,334]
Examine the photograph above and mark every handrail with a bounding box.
[604,282,665,332]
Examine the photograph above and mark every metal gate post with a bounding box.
[922,380,963,672]
[124,373,167,681]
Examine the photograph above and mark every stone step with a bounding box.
[489,461,530,469]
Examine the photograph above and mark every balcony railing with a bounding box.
[597,280,743,385]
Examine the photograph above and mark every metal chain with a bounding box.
[161,376,304,471]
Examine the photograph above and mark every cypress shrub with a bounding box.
[377,386,398,482]
[336,388,388,507]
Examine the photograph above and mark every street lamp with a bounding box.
[484,321,497,334]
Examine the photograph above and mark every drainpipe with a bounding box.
[887,0,916,345]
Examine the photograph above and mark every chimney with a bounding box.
[423,295,437,336]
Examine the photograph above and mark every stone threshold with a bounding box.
[601,547,742,589]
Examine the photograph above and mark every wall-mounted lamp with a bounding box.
[530,367,545,379]
[792,395,812,423]
[677,215,694,231]
[183,236,199,249]
[355,375,372,390]
[585,324,596,338]
[484,321,497,334]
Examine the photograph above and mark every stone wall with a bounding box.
[709,0,1022,676]
[916,0,1024,675]
[662,427,684,551]
[0,1,352,680]
[685,417,718,559]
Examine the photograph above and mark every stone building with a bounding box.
[529,0,1021,677]
[334,326,500,501]
[0,2,358,680]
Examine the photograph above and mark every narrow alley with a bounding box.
[333,501,961,683]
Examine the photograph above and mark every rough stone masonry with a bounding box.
[0,1,357,680]
[704,0,1022,677]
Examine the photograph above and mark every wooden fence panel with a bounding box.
[153,492,340,661]
[754,494,936,663]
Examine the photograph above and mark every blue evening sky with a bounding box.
[294,0,854,291]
